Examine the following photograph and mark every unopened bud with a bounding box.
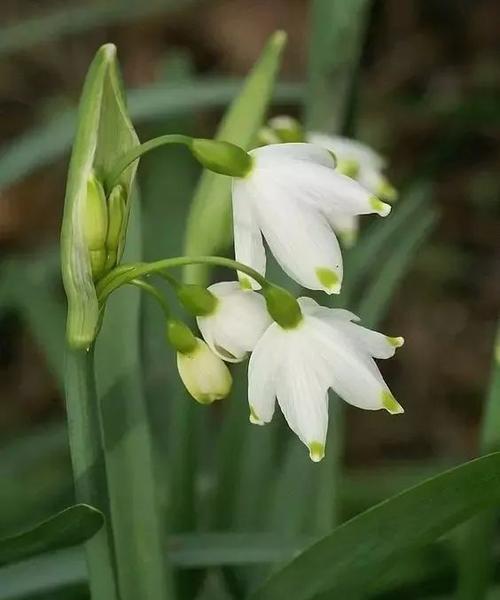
[268,115,304,143]
[176,337,233,404]
[191,138,253,178]
[177,284,218,317]
[263,285,303,329]
[83,173,108,252]
[104,184,126,271]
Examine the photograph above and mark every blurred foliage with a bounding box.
[0,0,499,599]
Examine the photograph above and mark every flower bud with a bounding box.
[82,173,109,281]
[191,138,253,178]
[176,337,233,404]
[104,184,127,271]
[263,284,303,329]
[268,115,304,143]
[176,284,218,317]
[166,319,197,354]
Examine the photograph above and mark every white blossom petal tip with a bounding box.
[308,441,325,463]
[381,390,404,414]
[249,406,266,426]
[316,267,342,294]
[387,336,405,349]
[370,196,392,217]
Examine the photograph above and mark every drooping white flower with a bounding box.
[248,297,404,462]
[177,337,232,404]
[197,281,272,363]
[306,133,397,246]
[232,143,391,294]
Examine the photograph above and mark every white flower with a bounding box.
[248,297,404,462]
[177,338,232,404]
[197,281,272,363]
[232,143,391,294]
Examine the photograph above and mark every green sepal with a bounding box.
[166,319,198,354]
[263,285,303,329]
[191,139,252,178]
[177,283,218,317]
[60,44,139,349]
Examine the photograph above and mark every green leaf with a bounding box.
[0,80,302,192]
[0,0,196,58]
[61,43,139,349]
[94,192,175,600]
[250,454,500,600]
[457,323,500,600]
[305,0,371,132]
[0,504,102,567]
[183,30,287,284]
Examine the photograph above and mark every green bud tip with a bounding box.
[166,319,197,354]
[177,284,218,317]
[308,441,325,463]
[191,138,253,178]
[249,406,265,426]
[337,159,360,180]
[268,115,305,143]
[381,390,404,414]
[339,229,358,248]
[377,179,399,202]
[257,126,280,146]
[239,276,253,291]
[264,285,303,329]
[370,196,391,217]
[316,267,341,294]
[83,172,108,251]
[386,336,404,348]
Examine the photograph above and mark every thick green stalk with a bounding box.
[457,324,500,599]
[64,348,118,600]
[94,197,174,600]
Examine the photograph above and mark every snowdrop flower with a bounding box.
[176,337,232,404]
[307,133,397,200]
[196,281,272,363]
[232,143,391,294]
[248,297,404,462]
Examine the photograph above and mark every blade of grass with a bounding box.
[64,346,118,599]
[94,192,174,600]
[0,504,103,567]
[250,454,500,600]
[456,323,500,600]
[183,30,287,284]
[305,0,371,132]
[0,80,301,191]
[0,0,196,57]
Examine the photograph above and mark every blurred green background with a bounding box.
[0,0,499,598]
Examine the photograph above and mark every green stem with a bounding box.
[128,278,171,319]
[108,134,192,188]
[96,255,269,303]
[64,347,118,600]
[457,324,500,599]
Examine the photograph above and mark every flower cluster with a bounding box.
[169,127,404,462]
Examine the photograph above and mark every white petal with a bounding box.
[332,321,404,359]
[247,324,282,425]
[275,333,329,459]
[250,142,336,169]
[197,283,272,362]
[253,185,343,293]
[308,318,403,414]
[298,297,360,323]
[232,179,266,289]
[307,133,386,171]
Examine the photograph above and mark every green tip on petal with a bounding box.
[386,336,405,348]
[339,229,358,248]
[337,159,360,179]
[196,393,223,405]
[239,276,253,290]
[381,390,404,414]
[308,441,325,463]
[249,406,265,425]
[316,267,341,294]
[377,179,399,202]
[370,196,392,217]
